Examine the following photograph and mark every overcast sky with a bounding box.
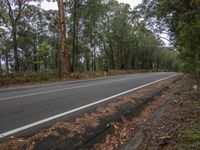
[117,0,142,8]
[41,0,142,10]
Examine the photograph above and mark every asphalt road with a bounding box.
[0,72,177,139]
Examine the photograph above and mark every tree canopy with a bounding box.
[0,0,182,77]
[138,0,200,75]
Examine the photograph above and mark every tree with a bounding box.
[71,0,79,72]
[57,0,69,76]
[0,0,181,77]
[0,0,30,72]
[140,0,200,74]
[36,41,55,70]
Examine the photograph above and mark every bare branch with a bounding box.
[15,0,22,22]
[6,0,14,24]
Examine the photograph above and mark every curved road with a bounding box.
[0,72,177,139]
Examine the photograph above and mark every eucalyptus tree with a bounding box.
[81,0,106,71]
[57,0,69,76]
[0,0,181,76]
[0,0,34,72]
[140,0,200,74]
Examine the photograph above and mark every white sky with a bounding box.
[117,0,142,8]
[41,0,142,10]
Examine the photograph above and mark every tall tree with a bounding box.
[140,0,200,74]
[71,0,78,72]
[57,0,69,76]
[0,0,29,72]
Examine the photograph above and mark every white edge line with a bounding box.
[0,73,179,139]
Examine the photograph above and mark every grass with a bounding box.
[178,125,200,149]
[0,69,155,87]
[0,70,58,87]
[176,78,200,150]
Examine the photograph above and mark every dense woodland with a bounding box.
[140,0,200,75]
[0,0,198,81]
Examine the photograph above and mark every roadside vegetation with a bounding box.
[136,0,200,148]
[0,0,181,87]
[139,0,200,76]
[0,69,149,87]
[0,0,200,149]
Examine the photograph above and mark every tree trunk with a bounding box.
[13,26,20,72]
[0,53,2,74]
[5,52,9,71]
[33,37,38,72]
[7,0,21,72]
[72,0,78,72]
[108,42,115,69]
[93,45,96,71]
[57,0,69,76]
[52,32,59,70]
[75,25,78,70]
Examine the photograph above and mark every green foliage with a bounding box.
[0,0,181,82]
[36,41,56,70]
[140,0,200,75]
[178,125,200,149]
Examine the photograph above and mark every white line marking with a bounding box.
[0,78,130,101]
[0,74,178,139]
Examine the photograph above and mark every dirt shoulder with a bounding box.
[93,75,200,150]
[0,75,179,150]
[136,75,200,150]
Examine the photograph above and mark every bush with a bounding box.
[0,70,58,86]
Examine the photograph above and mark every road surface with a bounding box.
[0,72,177,139]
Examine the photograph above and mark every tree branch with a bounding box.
[6,0,14,25]
[15,0,22,22]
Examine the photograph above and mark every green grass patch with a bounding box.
[178,125,200,149]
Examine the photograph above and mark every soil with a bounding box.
[93,75,200,150]
[137,75,200,150]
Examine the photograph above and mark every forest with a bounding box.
[0,0,199,84]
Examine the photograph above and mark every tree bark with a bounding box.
[33,36,38,72]
[93,44,96,71]
[13,25,20,72]
[0,53,2,74]
[108,42,115,69]
[57,0,69,76]
[5,52,9,71]
[6,0,21,72]
[71,0,78,72]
